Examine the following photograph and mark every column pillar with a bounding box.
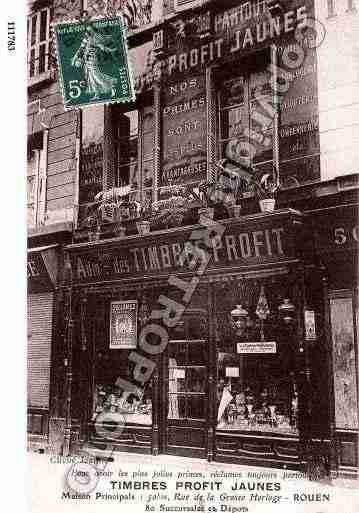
[103,105,117,191]
[321,268,338,477]
[270,44,280,181]
[153,82,161,201]
[295,267,312,468]
[207,282,216,462]
[63,286,75,456]
[206,66,217,182]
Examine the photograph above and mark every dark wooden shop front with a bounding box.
[61,209,334,471]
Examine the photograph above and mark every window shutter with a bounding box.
[27,292,54,409]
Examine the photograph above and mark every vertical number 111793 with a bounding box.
[8,22,15,52]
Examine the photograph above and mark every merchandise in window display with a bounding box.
[217,382,298,435]
[93,384,152,425]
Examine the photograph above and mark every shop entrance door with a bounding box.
[164,339,207,458]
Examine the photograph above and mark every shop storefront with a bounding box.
[46,0,358,478]
[60,208,339,471]
[310,203,359,477]
[27,244,59,451]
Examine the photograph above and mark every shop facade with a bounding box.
[310,201,359,477]
[25,0,359,478]
[59,206,347,473]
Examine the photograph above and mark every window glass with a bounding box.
[27,148,38,226]
[27,177,36,226]
[30,15,37,46]
[39,44,46,74]
[39,9,48,42]
[93,347,152,427]
[168,341,206,421]
[143,160,154,188]
[141,107,154,199]
[142,131,154,161]
[222,77,245,107]
[116,108,154,199]
[28,8,50,79]
[142,187,153,205]
[217,352,298,435]
[215,280,298,435]
[250,70,272,100]
[221,106,248,140]
[142,107,154,133]
[30,49,35,77]
[330,295,358,429]
[219,68,274,170]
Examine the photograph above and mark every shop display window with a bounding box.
[216,353,298,435]
[215,279,299,436]
[92,347,152,426]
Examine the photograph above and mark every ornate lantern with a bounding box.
[230,304,249,336]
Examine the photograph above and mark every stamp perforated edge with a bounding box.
[52,13,136,110]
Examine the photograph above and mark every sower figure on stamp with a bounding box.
[71,25,117,100]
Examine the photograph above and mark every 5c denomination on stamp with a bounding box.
[54,15,135,109]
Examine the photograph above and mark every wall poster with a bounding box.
[110,300,138,349]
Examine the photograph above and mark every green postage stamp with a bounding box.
[54,16,135,108]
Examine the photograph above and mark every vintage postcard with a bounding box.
[3,0,359,511]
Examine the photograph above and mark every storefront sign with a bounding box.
[237,341,277,354]
[313,206,359,254]
[66,211,302,284]
[162,74,207,186]
[155,0,319,184]
[278,29,320,182]
[110,300,138,349]
[214,1,269,34]
[27,245,59,293]
[158,2,311,77]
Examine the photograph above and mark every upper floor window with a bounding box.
[116,106,154,203]
[327,0,336,17]
[27,6,51,83]
[347,0,357,11]
[27,132,46,228]
[218,61,274,177]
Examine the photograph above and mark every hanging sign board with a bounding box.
[226,367,240,377]
[110,300,138,349]
[237,342,277,354]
